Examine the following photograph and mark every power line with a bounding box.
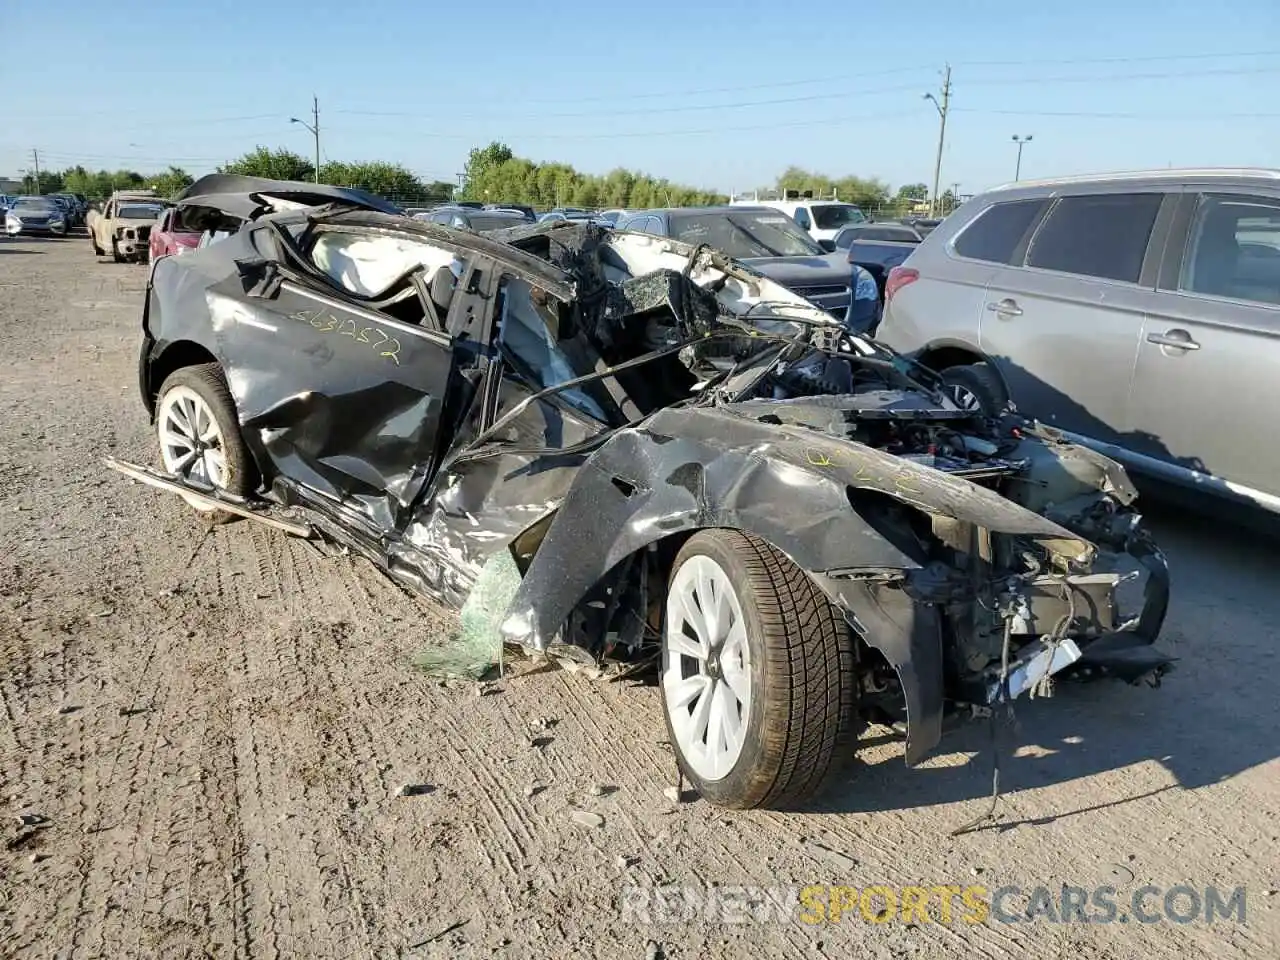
[330,49,1280,113]
[957,48,1280,67]
[955,108,1280,119]
[329,64,1280,123]
[333,82,928,121]
[963,64,1280,86]
[27,107,921,173]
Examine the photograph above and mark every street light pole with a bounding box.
[924,64,951,218]
[290,96,321,184]
[1012,134,1033,181]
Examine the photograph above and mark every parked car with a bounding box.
[538,209,611,226]
[86,191,167,262]
[46,195,76,227]
[597,208,628,225]
[484,202,537,221]
[149,206,203,260]
[876,167,1280,515]
[615,206,880,331]
[832,223,925,308]
[4,196,68,237]
[730,197,868,245]
[50,193,84,227]
[113,174,1170,810]
[414,205,531,232]
[898,217,943,237]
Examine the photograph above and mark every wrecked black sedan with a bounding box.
[120,174,1172,810]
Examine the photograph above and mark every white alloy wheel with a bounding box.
[157,384,228,511]
[662,554,753,781]
[947,383,983,412]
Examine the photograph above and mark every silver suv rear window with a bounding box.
[1025,193,1162,283]
[953,199,1048,264]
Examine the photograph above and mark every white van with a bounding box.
[730,197,868,246]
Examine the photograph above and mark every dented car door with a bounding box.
[154,224,460,533]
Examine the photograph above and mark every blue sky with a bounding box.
[5,0,1280,197]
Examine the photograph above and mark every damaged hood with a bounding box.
[647,403,1095,565]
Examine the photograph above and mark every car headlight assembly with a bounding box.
[853,265,878,301]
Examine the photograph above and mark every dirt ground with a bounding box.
[1,234,1277,960]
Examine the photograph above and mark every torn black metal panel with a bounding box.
[653,404,1095,563]
[145,226,458,530]
[810,575,946,766]
[499,417,930,656]
[402,372,606,580]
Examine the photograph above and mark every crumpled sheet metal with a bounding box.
[499,400,1089,657]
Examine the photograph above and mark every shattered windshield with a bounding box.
[670,211,824,258]
[811,204,867,230]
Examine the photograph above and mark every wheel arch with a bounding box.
[498,427,928,660]
[913,337,985,373]
[144,340,219,416]
[913,339,1011,398]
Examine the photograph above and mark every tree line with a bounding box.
[22,141,933,212]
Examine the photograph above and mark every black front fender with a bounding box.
[498,421,926,654]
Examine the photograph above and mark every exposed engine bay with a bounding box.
[492,224,1172,755]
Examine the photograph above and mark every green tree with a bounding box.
[219,146,315,182]
[895,182,929,202]
[422,180,455,203]
[148,166,195,198]
[763,167,890,208]
[320,160,426,200]
[21,171,63,194]
[460,142,515,199]
[456,145,724,210]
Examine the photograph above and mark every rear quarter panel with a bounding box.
[875,223,996,358]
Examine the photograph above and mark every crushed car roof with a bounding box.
[175,174,402,220]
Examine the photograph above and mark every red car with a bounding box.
[148,207,203,260]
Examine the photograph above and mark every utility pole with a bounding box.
[290,96,321,184]
[1012,135,1033,180]
[30,148,42,194]
[924,64,951,218]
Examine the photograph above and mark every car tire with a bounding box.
[90,235,103,256]
[111,239,124,264]
[940,362,1009,417]
[660,530,857,810]
[155,364,255,515]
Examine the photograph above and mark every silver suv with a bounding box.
[877,168,1280,515]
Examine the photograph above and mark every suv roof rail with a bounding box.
[989,167,1280,192]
